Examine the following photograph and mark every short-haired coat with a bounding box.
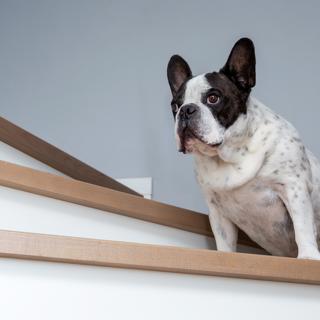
[167,38,320,259]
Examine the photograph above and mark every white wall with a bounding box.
[0,141,65,176]
[117,177,152,199]
[1,259,319,320]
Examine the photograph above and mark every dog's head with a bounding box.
[167,38,256,156]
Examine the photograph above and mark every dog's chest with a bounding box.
[210,179,285,224]
[196,161,297,256]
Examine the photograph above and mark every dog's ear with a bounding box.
[167,55,192,96]
[220,38,256,91]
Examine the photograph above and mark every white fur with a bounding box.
[179,80,320,259]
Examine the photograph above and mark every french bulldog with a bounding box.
[167,38,320,259]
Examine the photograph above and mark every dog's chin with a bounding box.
[178,134,222,156]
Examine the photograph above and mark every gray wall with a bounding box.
[1,0,320,213]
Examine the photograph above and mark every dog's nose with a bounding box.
[179,104,198,120]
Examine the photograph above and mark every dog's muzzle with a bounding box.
[177,104,199,152]
[177,104,199,137]
[176,103,222,153]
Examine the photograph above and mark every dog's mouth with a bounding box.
[178,128,222,154]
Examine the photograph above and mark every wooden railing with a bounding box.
[0,229,319,285]
[0,116,141,196]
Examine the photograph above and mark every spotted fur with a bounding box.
[167,38,320,259]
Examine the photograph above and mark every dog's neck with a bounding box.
[193,96,269,190]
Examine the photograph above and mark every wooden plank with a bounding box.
[0,116,141,196]
[0,229,318,285]
[0,160,260,249]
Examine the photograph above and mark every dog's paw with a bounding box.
[297,252,320,260]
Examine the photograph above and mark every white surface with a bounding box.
[117,177,152,198]
[0,259,319,320]
[0,141,65,176]
[0,185,213,249]
[0,141,319,319]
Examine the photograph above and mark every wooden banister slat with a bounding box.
[0,229,318,285]
[0,116,141,196]
[0,160,260,249]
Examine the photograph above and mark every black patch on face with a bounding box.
[204,38,256,128]
[203,72,248,128]
[167,38,256,147]
[168,38,256,129]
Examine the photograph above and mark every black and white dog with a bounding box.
[167,38,320,259]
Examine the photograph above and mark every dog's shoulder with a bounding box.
[248,97,314,185]
[246,97,298,153]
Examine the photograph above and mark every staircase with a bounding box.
[0,117,319,320]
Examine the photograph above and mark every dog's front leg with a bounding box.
[279,181,320,260]
[207,202,238,252]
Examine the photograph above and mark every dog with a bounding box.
[167,38,320,259]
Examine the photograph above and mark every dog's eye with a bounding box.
[207,95,219,105]
[171,103,179,113]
